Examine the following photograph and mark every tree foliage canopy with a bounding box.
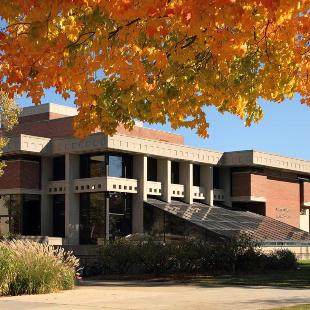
[0,0,309,137]
[0,93,20,175]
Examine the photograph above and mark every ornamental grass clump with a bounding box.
[0,240,79,296]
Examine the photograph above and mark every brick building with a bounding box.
[0,103,309,244]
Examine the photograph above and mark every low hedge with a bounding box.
[0,240,79,296]
[83,237,297,276]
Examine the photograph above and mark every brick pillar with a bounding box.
[201,164,213,206]
[132,155,147,233]
[180,162,193,204]
[65,153,80,245]
[41,157,53,236]
[158,159,171,203]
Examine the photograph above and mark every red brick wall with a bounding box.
[231,172,251,197]
[10,114,184,143]
[250,174,267,198]
[0,160,40,189]
[19,112,70,124]
[264,177,300,228]
[232,171,300,228]
[303,181,310,203]
[116,125,184,144]
[252,173,300,228]
[10,116,74,139]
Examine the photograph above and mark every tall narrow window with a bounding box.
[213,167,221,189]
[53,156,65,181]
[147,157,157,181]
[53,194,65,237]
[80,192,106,244]
[193,164,200,187]
[171,161,180,184]
[108,193,132,239]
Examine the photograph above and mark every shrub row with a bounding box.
[83,238,297,276]
[0,240,79,296]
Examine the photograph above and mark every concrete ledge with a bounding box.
[231,196,267,202]
[17,236,64,245]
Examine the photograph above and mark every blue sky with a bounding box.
[18,89,310,160]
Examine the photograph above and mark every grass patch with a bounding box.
[192,260,310,289]
[269,305,310,310]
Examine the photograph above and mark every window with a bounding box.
[80,154,107,178]
[147,157,157,181]
[80,192,106,244]
[53,156,65,181]
[53,195,65,237]
[108,155,123,178]
[213,167,221,189]
[22,195,41,235]
[144,203,206,241]
[171,161,180,184]
[193,164,200,187]
[108,193,132,239]
[79,192,132,244]
[80,153,133,179]
[0,194,40,236]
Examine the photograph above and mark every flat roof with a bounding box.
[20,103,77,117]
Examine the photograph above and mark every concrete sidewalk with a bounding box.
[0,280,309,310]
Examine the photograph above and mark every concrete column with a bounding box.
[201,164,214,206]
[220,167,232,207]
[65,153,80,245]
[158,159,171,203]
[40,157,53,236]
[132,155,147,233]
[180,162,193,204]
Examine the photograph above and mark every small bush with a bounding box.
[265,249,298,270]
[85,237,297,277]
[0,240,79,296]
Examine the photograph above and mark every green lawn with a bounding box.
[191,260,310,289]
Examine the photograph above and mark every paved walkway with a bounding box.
[0,280,310,310]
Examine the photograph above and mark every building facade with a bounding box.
[0,103,309,244]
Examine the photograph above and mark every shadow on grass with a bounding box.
[189,261,310,289]
[80,261,310,289]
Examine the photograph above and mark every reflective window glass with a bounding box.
[108,193,132,239]
[108,155,123,178]
[90,155,106,177]
[80,193,106,244]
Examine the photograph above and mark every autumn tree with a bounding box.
[0,93,20,175]
[0,0,309,138]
